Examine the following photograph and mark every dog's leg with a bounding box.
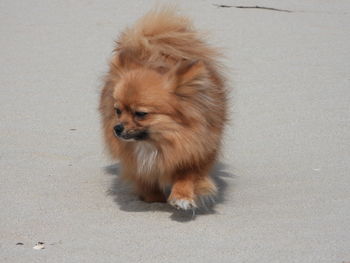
[135,181,166,203]
[168,173,197,210]
[168,173,217,210]
[194,176,217,208]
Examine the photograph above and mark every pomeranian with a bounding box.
[99,7,228,210]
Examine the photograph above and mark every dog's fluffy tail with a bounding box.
[116,6,219,63]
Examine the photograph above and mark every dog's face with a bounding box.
[112,68,176,142]
[111,58,207,143]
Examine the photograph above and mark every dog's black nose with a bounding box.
[113,124,124,136]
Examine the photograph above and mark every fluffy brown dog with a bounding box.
[99,7,228,210]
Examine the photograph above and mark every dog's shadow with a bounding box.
[105,162,235,222]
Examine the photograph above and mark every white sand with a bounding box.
[1,0,349,262]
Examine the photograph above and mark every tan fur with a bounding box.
[99,7,228,210]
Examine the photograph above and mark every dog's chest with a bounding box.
[133,142,158,174]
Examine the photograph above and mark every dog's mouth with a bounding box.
[113,128,149,141]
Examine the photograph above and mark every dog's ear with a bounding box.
[111,49,140,75]
[175,60,207,85]
[167,60,208,85]
[118,50,141,69]
[167,60,208,95]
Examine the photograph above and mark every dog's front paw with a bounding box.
[168,197,197,210]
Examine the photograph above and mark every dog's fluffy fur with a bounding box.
[99,7,228,210]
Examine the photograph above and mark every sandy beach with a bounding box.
[1,0,349,262]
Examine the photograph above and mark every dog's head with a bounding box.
[110,52,208,143]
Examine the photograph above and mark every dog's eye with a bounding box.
[135,111,148,118]
[115,108,122,115]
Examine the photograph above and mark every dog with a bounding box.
[99,7,228,210]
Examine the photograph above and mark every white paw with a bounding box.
[169,198,196,210]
